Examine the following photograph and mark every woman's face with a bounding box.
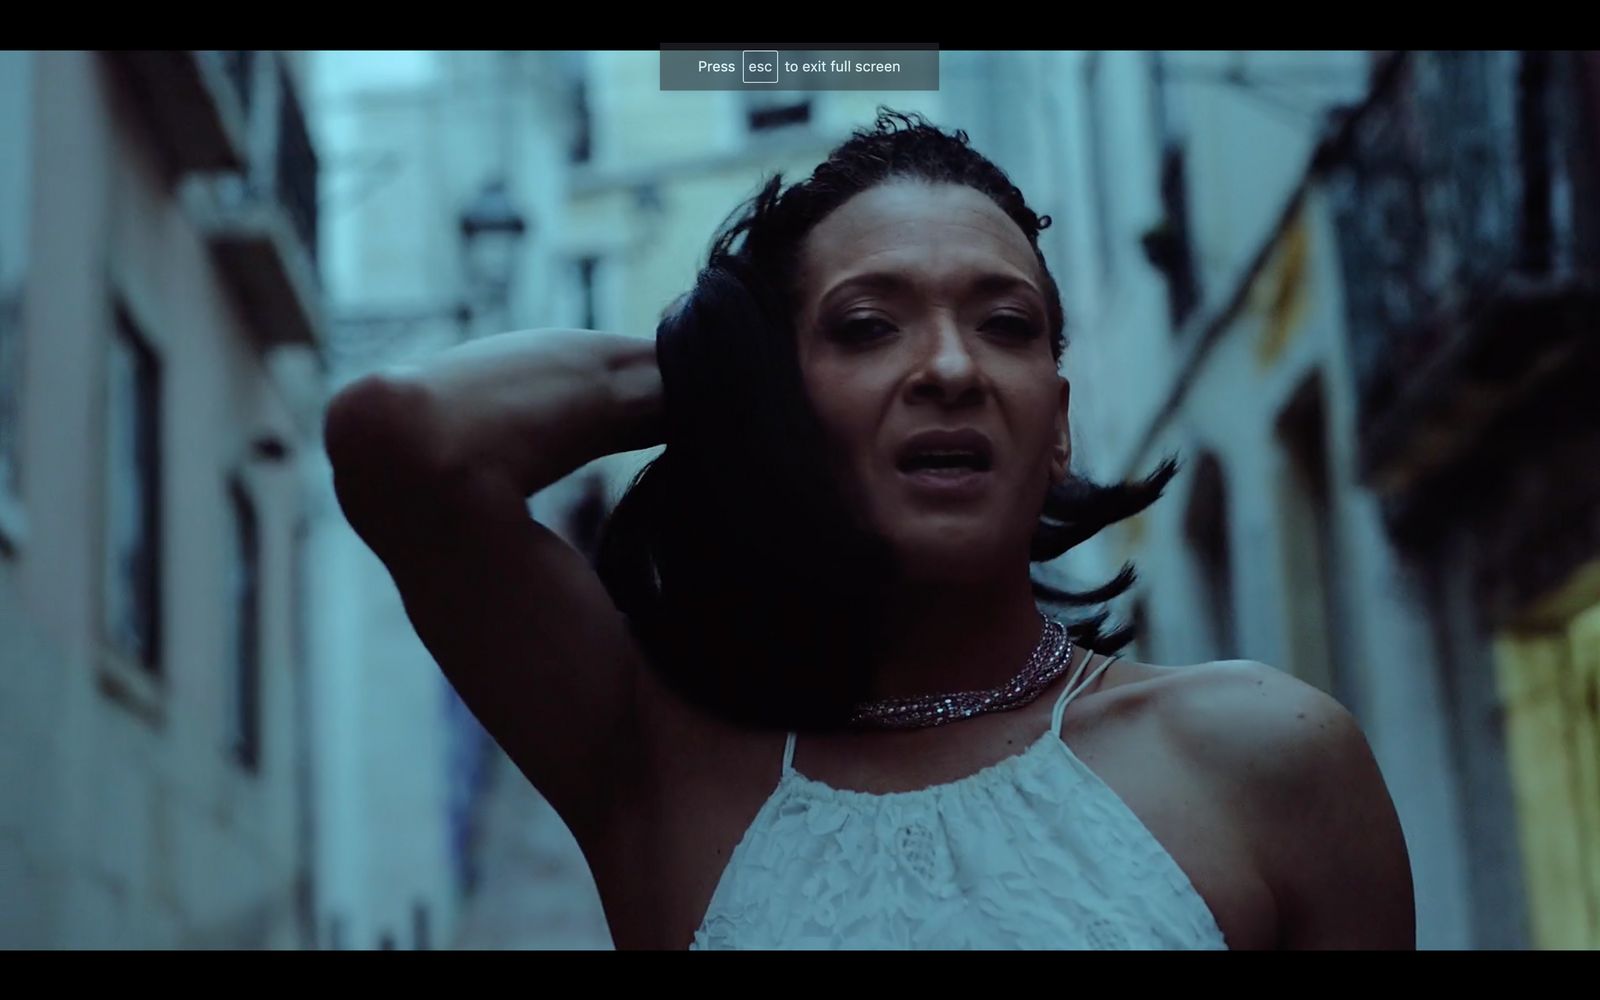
[795,180,1070,584]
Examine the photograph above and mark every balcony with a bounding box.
[184,55,325,353]
[1326,52,1600,507]
[110,51,252,173]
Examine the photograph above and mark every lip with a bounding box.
[894,427,996,472]
[897,466,994,501]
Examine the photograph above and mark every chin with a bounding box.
[888,531,1011,585]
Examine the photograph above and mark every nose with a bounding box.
[907,316,983,405]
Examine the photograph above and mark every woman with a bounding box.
[325,111,1415,950]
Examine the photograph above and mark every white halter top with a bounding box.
[689,652,1229,950]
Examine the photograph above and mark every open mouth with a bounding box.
[892,431,996,499]
[895,452,993,475]
[893,428,995,476]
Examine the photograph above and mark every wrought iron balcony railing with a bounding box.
[1326,51,1600,491]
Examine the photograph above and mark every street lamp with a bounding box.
[457,178,528,339]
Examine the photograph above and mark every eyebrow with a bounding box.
[816,271,1044,314]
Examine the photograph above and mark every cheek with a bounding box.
[1013,395,1065,482]
[800,370,880,492]
[802,364,876,444]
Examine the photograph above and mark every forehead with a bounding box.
[797,181,1041,296]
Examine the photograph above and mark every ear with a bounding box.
[1050,377,1071,485]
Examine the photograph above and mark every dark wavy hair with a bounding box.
[594,109,1177,732]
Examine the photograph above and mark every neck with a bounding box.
[865,568,1047,702]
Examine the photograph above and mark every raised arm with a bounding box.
[323,328,663,844]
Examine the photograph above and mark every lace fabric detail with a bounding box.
[689,731,1228,950]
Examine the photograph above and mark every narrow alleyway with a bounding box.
[451,750,613,949]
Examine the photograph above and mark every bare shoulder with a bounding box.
[1140,659,1417,949]
[1147,659,1359,778]
[1085,657,1364,807]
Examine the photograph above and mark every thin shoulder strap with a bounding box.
[781,731,798,778]
[1051,651,1121,735]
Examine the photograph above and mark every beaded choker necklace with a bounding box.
[847,613,1075,731]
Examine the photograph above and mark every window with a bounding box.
[741,49,814,136]
[1183,453,1238,660]
[1143,51,1201,330]
[229,477,262,771]
[575,256,599,330]
[289,518,316,943]
[275,60,319,265]
[1083,51,1117,286]
[744,72,813,134]
[0,50,33,551]
[570,76,592,164]
[1496,598,1600,949]
[0,282,21,549]
[217,50,255,118]
[103,306,163,673]
[1276,375,1357,709]
[412,901,432,950]
[290,518,310,677]
[747,98,811,131]
[1149,144,1201,328]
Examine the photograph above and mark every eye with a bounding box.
[828,316,897,345]
[984,313,1042,340]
